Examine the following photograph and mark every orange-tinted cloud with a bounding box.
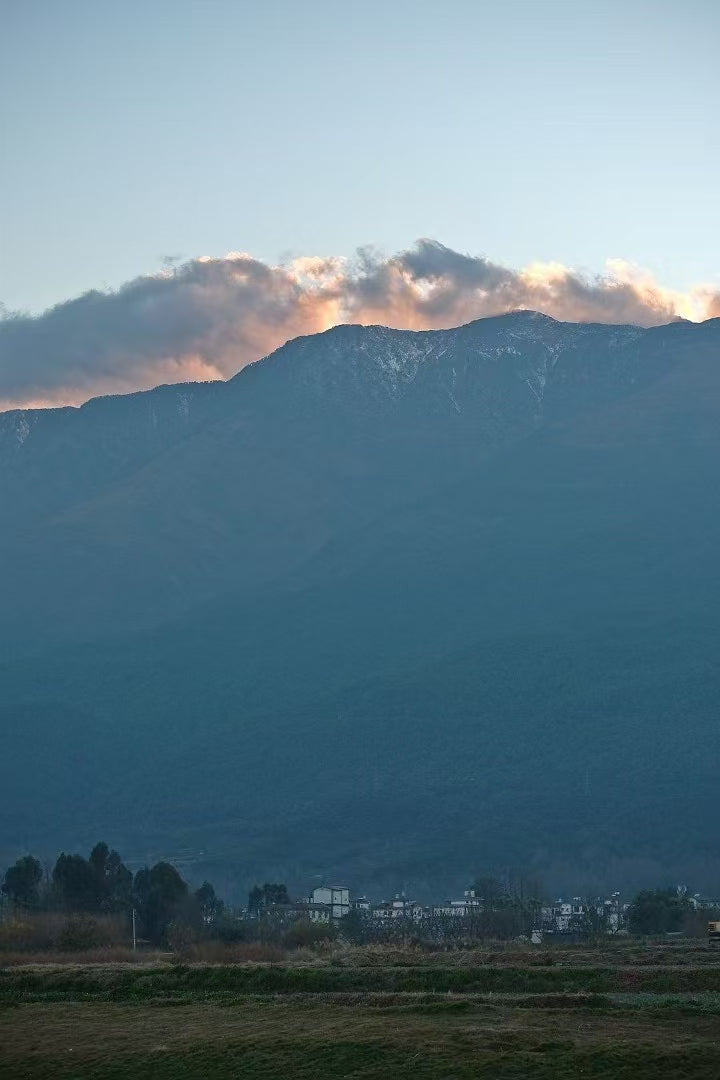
[1,240,718,410]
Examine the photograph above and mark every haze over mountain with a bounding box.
[1,311,719,898]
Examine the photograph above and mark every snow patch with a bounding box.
[14,413,31,446]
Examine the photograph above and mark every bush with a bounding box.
[212,915,254,943]
[282,919,337,950]
[0,911,128,953]
[56,915,102,951]
[166,920,197,956]
[0,918,48,952]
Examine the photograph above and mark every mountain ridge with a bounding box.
[4,308,713,431]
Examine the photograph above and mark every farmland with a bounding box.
[2,941,720,1078]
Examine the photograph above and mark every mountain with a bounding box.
[1,311,719,898]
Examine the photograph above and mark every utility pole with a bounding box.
[132,908,137,953]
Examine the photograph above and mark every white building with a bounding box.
[543,898,587,932]
[691,894,720,911]
[309,885,350,920]
[390,897,424,920]
[371,897,425,921]
[434,891,485,917]
[371,901,393,920]
[541,894,627,934]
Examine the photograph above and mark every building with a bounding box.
[433,891,485,918]
[593,892,627,933]
[389,897,424,920]
[691,894,720,911]
[371,897,425,921]
[371,901,393,921]
[304,902,332,924]
[542,898,587,933]
[309,885,350,920]
[541,893,628,935]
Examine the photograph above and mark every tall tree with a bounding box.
[88,842,110,899]
[52,853,98,911]
[104,849,133,912]
[88,842,132,912]
[133,862,188,944]
[471,876,505,910]
[195,880,222,924]
[2,855,43,908]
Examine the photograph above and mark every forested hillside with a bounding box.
[1,312,718,897]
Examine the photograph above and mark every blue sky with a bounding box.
[2,0,718,316]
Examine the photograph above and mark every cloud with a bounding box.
[1,240,718,410]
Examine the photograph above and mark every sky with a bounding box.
[0,0,718,408]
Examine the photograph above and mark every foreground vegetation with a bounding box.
[2,940,720,1079]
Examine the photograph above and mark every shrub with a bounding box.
[166,920,197,956]
[282,920,337,950]
[212,916,254,943]
[0,911,129,953]
[56,915,103,951]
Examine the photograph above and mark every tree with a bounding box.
[248,883,289,913]
[52,853,98,911]
[2,855,43,908]
[628,889,689,936]
[133,862,189,944]
[195,881,223,924]
[87,842,132,912]
[88,842,110,883]
[104,849,133,913]
[470,876,505,910]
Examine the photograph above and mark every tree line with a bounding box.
[1,844,222,945]
[4,849,715,948]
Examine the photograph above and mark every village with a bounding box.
[242,882,720,943]
[247,883,629,941]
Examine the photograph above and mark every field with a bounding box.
[2,942,720,1079]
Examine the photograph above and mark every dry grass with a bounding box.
[180,941,288,964]
[331,940,720,968]
[0,947,161,967]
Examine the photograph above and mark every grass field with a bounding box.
[2,943,720,1078]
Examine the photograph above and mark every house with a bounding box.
[304,902,332,924]
[390,897,424,920]
[691,895,720,911]
[309,885,350,920]
[541,893,627,935]
[252,900,318,925]
[593,892,627,933]
[371,896,425,920]
[543,898,587,932]
[433,891,485,918]
[371,901,394,920]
